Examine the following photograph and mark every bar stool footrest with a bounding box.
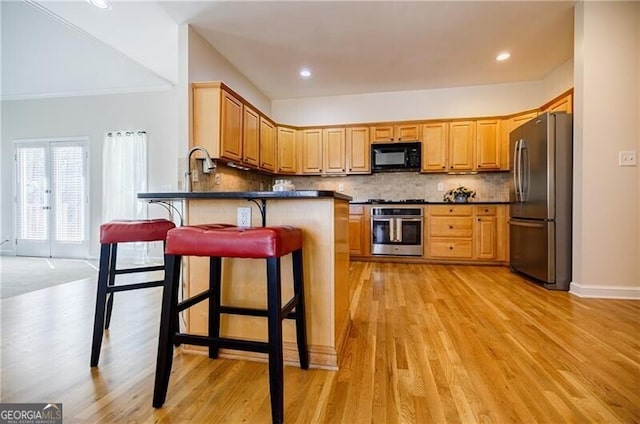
[108,280,164,292]
[173,333,270,353]
[114,265,165,275]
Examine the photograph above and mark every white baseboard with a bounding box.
[570,282,640,299]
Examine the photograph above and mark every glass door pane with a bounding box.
[51,142,87,257]
[15,144,49,256]
[15,140,88,258]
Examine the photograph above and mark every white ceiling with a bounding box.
[1,0,575,101]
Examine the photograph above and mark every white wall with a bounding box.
[188,27,271,115]
[271,62,574,126]
[571,1,640,298]
[1,89,179,258]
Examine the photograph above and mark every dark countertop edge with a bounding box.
[349,201,510,205]
[138,190,352,201]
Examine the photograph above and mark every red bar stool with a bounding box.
[152,224,309,424]
[91,219,176,367]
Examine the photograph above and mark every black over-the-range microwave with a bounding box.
[371,142,421,172]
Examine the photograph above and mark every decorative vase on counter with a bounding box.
[443,185,477,203]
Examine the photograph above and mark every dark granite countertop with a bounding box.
[349,200,509,205]
[138,190,352,201]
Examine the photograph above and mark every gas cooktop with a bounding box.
[366,198,428,204]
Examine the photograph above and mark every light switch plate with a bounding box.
[619,151,637,166]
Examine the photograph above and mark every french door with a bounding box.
[15,139,89,258]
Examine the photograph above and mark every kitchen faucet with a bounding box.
[185,146,216,192]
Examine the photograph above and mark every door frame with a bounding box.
[13,137,91,258]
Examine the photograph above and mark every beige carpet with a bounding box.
[0,257,98,299]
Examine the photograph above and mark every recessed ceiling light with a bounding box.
[496,51,511,62]
[299,68,312,79]
[87,0,112,10]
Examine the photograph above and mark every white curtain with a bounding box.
[102,131,148,262]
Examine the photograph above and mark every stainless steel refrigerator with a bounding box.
[509,112,572,290]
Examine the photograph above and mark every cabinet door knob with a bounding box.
[449,246,453,250]
[449,225,453,229]
[449,209,453,213]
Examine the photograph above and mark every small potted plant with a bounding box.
[443,186,476,203]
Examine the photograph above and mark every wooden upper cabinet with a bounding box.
[371,125,394,143]
[220,90,243,161]
[501,111,538,170]
[371,124,421,143]
[242,105,260,167]
[448,121,475,171]
[323,128,346,174]
[300,129,323,174]
[476,119,501,171]
[192,83,221,156]
[346,127,371,174]
[276,126,297,174]
[259,116,276,172]
[421,122,448,172]
[542,92,573,114]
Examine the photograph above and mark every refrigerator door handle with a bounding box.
[513,139,520,201]
[521,139,529,201]
[518,139,526,201]
[508,220,545,229]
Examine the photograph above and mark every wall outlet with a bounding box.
[437,182,444,191]
[338,183,344,192]
[192,169,199,182]
[214,174,222,185]
[619,151,637,166]
[237,207,252,227]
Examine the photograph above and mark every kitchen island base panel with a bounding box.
[183,197,350,369]
[181,340,346,370]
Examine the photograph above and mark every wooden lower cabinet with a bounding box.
[425,204,506,263]
[428,205,474,259]
[349,205,368,256]
[474,206,497,259]
[349,204,507,263]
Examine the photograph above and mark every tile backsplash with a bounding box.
[284,172,510,202]
[183,158,510,203]
[186,160,272,192]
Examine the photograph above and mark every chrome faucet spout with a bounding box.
[185,146,216,192]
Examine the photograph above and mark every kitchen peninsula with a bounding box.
[138,190,351,369]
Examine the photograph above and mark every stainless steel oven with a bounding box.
[371,207,423,256]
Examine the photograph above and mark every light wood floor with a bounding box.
[1,262,638,423]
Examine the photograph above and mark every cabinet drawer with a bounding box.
[429,239,473,258]
[430,217,473,237]
[475,205,497,216]
[349,205,364,215]
[430,205,472,216]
